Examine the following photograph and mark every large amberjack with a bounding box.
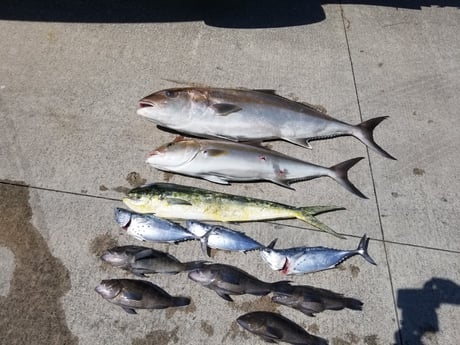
[146,137,367,198]
[137,87,395,159]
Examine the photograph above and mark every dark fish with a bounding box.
[100,245,207,276]
[271,285,363,317]
[187,263,291,301]
[237,311,328,345]
[95,279,190,314]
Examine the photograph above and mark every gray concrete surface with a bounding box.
[1,2,459,345]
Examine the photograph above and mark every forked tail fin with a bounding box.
[328,157,368,199]
[356,234,377,265]
[297,206,346,239]
[354,116,396,160]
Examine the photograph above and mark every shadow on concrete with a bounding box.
[0,1,458,28]
[395,278,460,345]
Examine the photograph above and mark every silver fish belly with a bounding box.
[186,220,264,257]
[260,235,376,275]
[137,87,395,159]
[114,208,196,244]
[147,137,367,198]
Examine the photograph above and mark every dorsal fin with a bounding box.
[267,238,278,249]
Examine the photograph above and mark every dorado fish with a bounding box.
[237,311,328,345]
[146,137,367,198]
[260,234,376,275]
[101,245,207,276]
[137,87,395,159]
[114,207,196,244]
[271,285,363,317]
[95,279,190,314]
[122,182,345,238]
[185,220,264,257]
[187,263,291,301]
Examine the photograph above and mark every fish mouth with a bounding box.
[138,100,154,108]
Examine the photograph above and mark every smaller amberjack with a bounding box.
[147,137,368,198]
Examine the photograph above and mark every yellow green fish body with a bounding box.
[123,183,344,238]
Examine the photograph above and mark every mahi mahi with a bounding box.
[146,137,367,198]
[122,182,345,238]
[137,87,395,159]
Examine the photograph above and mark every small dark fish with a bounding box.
[271,285,363,317]
[187,263,291,301]
[100,245,208,276]
[186,220,265,257]
[260,234,376,275]
[95,279,190,314]
[114,207,196,244]
[237,311,328,345]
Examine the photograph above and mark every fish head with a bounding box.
[259,247,287,271]
[114,208,133,229]
[100,246,134,267]
[137,88,208,125]
[237,313,268,334]
[185,220,212,238]
[146,137,200,168]
[123,183,162,214]
[188,268,216,285]
[95,280,122,300]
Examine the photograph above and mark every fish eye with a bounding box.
[165,90,177,98]
[166,142,175,148]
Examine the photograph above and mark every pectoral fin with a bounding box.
[200,231,213,257]
[264,326,283,340]
[166,197,192,206]
[203,175,230,185]
[211,103,242,116]
[121,307,137,314]
[216,289,234,302]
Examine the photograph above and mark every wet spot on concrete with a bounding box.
[391,192,399,198]
[112,186,130,194]
[126,172,147,187]
[90,232,118,257]
[81,189,88,194]
[427,119,433,124]
[222,320,249,342]
[441,197,448,202]
[346,332,359,343]
[232,295,279,313]
[364,334,379,345]
[413,168,425,176]
[201,321,214,336]
[163,172,174,182]
[99,185,108,191]
[0,181,78,345]
[413,111,417,116]
[337,264,347,271]
[307,322,319,334]
[349,264,360,278]
[332,332,360,345]
[378,62,383,67]
[332,337,351,345]
[132,326,179,345]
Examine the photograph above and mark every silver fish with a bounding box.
[95,279,190,314]
[114,207,196,244]
[100,245,207,276]
[260,234,376,275]
[271,285,363,317]
[137,87,395,159]
[187,263,291,301]
[185,220,265,257]
[237,311,328,345]
[146,137,367,198]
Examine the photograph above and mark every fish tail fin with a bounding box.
[357,234,377,265]
[172,296,191,307]
[328,157,368,199]
[270,281,293,294]
[354,116,396,160]
[182,261,209,271]
[298,206,346,239]
[343,297,364,311]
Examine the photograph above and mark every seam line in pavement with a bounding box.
[339,4,403,344]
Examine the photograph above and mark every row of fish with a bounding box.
[114,207,376,275]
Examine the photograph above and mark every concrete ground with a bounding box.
[1,2,459,345]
